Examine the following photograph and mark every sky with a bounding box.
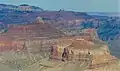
[0,0,120,12]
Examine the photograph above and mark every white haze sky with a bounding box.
[0,0,120,12]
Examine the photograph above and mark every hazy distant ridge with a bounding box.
[0,4,43,12]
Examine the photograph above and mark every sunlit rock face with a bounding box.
[6,21,63,39]
[49,35,120,71]
[50,37,97,60]
[36,17,45,24]
[0,36,25,52]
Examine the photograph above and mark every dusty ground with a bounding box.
[0,63,17,71]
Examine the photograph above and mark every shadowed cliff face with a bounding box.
[109,39,120,59]
[0,11,88,24]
